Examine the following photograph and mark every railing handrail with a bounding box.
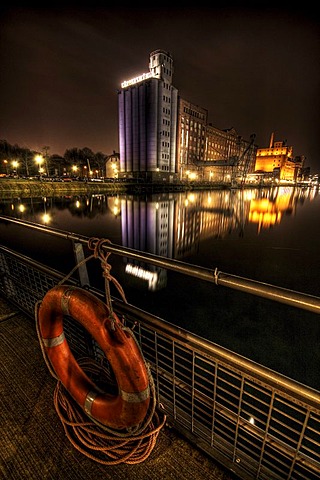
[1,214,320,315]
[113,299,320,410]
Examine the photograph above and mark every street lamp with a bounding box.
[3,160,8,175]
[35,155,44,177]
[12,160,19,176]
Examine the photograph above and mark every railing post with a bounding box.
[73,241,90,287]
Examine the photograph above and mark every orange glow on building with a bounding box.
[254,133,303,182]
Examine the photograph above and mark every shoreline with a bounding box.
[0,178,311,199]
[0,179,227,198]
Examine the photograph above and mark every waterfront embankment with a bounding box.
[0,179,227,198]
[0,179,127,198]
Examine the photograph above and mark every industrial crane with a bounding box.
[231,133,256,186]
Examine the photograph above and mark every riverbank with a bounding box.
[0,178,229,199]
[0,179,127,198]
[1,178,308,199]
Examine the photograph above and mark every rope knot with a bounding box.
[88,238,128,311]
[101,260,112,281]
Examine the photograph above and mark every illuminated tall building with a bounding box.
[118,49,257,184]
[118,50,178,182]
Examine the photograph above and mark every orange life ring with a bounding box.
[37,285,150,430]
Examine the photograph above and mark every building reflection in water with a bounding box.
[121,194,175,291]
[119,186,318,291]
[1,185,318,292]
[249,187,294,232]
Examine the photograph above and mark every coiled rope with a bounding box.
[36,237,167,464]
[53,358,166,465]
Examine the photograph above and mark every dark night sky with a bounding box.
[1,4,319,171]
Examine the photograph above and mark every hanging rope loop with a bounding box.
[88,238,128,319]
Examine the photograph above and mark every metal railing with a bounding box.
[0,216,319,480]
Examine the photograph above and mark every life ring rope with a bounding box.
[55,237,128,316]
[36,285,151,430]
[35,237,167,462]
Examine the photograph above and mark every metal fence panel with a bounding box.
[1,245,319,480]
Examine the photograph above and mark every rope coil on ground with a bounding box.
[53,357,166,465]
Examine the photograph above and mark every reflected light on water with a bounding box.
[42,213,51,224]
[125,263,158,290]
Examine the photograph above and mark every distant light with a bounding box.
[18,204,25,213]
[35,154,43,166]
[249,416,255,425]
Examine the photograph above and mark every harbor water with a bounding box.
[1,185,319,390]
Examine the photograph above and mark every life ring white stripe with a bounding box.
[84,390,98,415]
[42,331,65,348]
[121,386,150,403]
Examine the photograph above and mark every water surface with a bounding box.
[1,186,319,389]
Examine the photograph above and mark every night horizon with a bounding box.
[1,5,319,171]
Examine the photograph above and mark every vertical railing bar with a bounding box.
[211,361,218,447]
[191,351,195,433]
[233,376,245,466]
[287,408,311,480]
[154,331,160,405]
[172,340,176,419]
[256,389,276,478]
